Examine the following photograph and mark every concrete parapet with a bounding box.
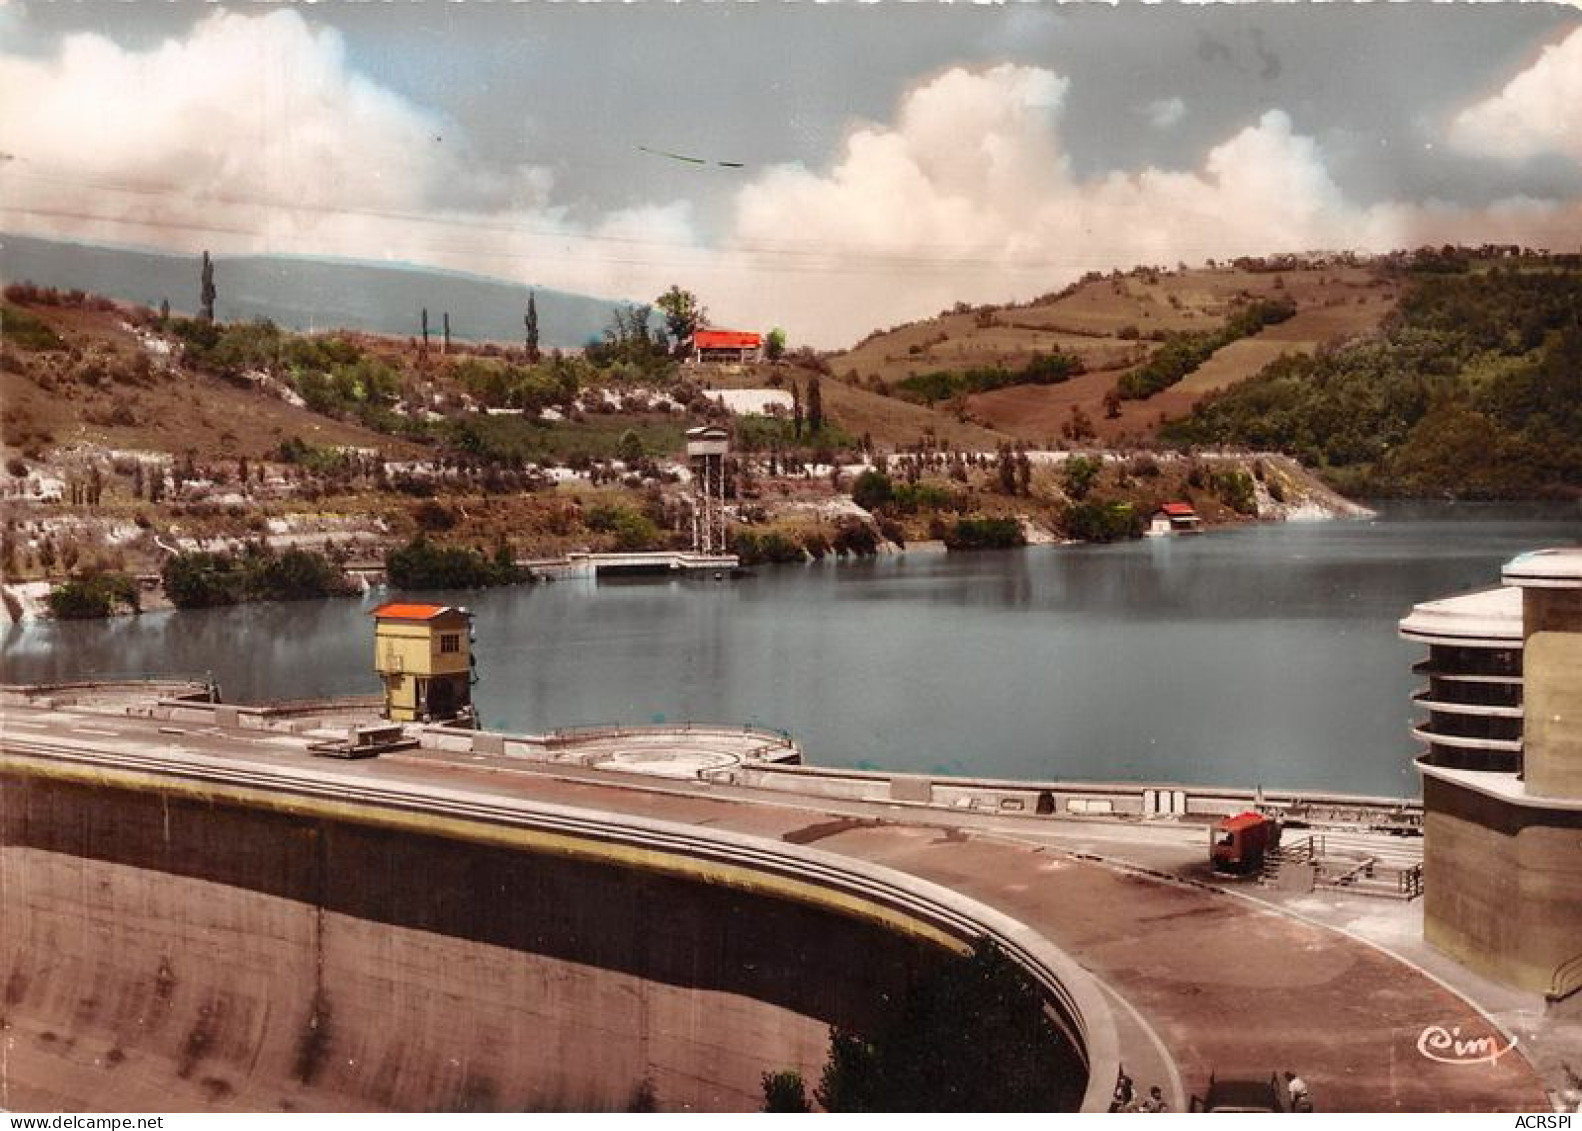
[707,761,1420,830]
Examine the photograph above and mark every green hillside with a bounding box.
[1165,265,1582,498]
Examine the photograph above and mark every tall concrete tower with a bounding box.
[1401,548,1582,998]
[686,425,729,555]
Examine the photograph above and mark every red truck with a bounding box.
[1211,811,1282,873]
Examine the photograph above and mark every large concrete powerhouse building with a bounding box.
[1400,548,1582,998]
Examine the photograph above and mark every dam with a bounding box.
[0,686,1554,1113]
[1,695,1105,1113]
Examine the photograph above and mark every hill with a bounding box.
[1165,261,1582,498]
[828,260,1399,445]
[1,233,625,349]
[0,280,1363,618]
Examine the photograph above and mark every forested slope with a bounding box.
[1165,268,1582,497]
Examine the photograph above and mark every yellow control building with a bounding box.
[371,603,474,723]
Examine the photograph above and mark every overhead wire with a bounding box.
[0,162,1151,276]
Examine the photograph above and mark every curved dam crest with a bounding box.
[0,755,1102,1112]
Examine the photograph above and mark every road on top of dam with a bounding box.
[0,702,1550,1113]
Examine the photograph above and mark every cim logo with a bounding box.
[1416,1023,1520,1066]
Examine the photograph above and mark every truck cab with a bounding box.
[1211,810,1282,873]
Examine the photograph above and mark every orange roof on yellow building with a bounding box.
[371,602,457,621]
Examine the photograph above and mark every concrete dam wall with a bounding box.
[1,766,1091,1112]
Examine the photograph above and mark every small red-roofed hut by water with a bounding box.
[1147,501,1203,537]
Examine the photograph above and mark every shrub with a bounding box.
[161,551,244,608]
[851,469,894,512]
[762,1071,811,1113]
[1,304,65,351]
[385,538,523,589]
[731,528,805,566]
[162,547,355,607]
[586,503,661,551]
[832,518,879,557]
[814,938,1082,1112]
[1061,455,1103,501]
[1063,500,1144,543]
[412,501,457,532]
[894,349,1084,404]
[1210,467,1258,515]
[943,516,1025,551]
[47,572,140,619]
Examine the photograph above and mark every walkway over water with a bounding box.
[525,550,740,578]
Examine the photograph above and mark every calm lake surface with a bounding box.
[7,504,1579,797]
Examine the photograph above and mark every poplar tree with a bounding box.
[199,251,216,323]
[525,291,541,362]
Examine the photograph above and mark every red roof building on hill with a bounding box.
[691,329,762,363]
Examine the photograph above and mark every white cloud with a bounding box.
[718,69,1582,343]
[1145,97,1186,131]
[1449,28,1582,162]
[3,16,1581,349]
[0,11,613,285]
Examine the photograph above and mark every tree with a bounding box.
[761,1070,811,1112]
[791,380,804,439]
[766,327,787,362]
[655,285,706,356]
[47,571,140,619]
[442,312,451,354]
[525,291,540,362]
[1062,454,1102,500]
[617,429,644,465]
[421,307,430,349]
[1062,404,1097,442]
[807,375,824,435]
[851,469,894,512]
[815,938,1079,1112]
[199,250,216,323]
[997,444,1018,495]
[161,551,242,608]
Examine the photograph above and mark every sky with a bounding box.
[3,1,1582,347]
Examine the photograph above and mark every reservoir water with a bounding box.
[7,504,1578,797]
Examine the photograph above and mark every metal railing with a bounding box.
[544,721,798,750]
[1547,953,1582,1002]
[1268,835,1423,901]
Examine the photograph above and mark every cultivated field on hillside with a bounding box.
[830,263,1400,443]
[694,363,1010,450]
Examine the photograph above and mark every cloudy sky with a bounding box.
[3,2,1581,346]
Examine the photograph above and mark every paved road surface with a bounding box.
[0,703,1551,1112]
